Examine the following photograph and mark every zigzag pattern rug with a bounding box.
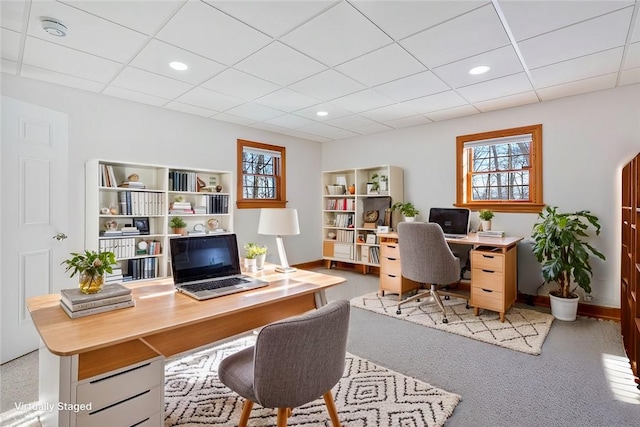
[351,292,554,355]
[164,335,460,427]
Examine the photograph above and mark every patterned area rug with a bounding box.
[351,292,554,355]
[165,335,460,427]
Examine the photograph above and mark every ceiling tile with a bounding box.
[61,0,184,35]
[425,104,479,122]
[433,45,523,89]
[1,28,21,62]
[348,122,392,135]
[383,114,432,129]
[175,86,243,112]
[155,0,271,65]
[473,91,539,112]
[298,121,355,138]
[631,7,640,43]
[531,48,623,89]
[225,102,285,121]
[201,68,279,100]
[281,1,392,66]
[402,91,469,114]
[103,86,169,107]
[1,0,26,32]
[326,114,378,129]
[519,8,633,69]
[620,67,640,85]
[288,69,365,101]
[23,36,121,83]
[265,114,318,129]
[281,129,332,143]
[27,1,148,63]
[624,42,640,70]
[457,73,533,103]
[20,63,104,92]
[360,103,416,122]
[249,121,290,134]
[374,71,450,102]
[164,101,216,117]
[401,4,510,68]
[336,43,426,87]
[212,112,257,126]
[206,0,334,38]
[294,102,353,121]
[254,88,320,112]
[537,73,618,101]
[235,41,326,86]
[498,0,634,41]
[0,59,18,74]
[353,0,486,40]
[130,39,226,84]
[111,66,193,99]
[330,89,395,113]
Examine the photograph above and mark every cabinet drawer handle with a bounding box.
[388,274,396,278]
[482,254,495,259]
[482,269,495,273]
[388,245,397,249]
[388,257,397,261]
[481,288,493,293]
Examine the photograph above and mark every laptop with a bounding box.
[428,208,471,239]
[169,233,268,300]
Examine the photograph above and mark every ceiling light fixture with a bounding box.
[469,65,491,75]
[169,61,188,71]
[41,18,68,37]
[316,111,328,117]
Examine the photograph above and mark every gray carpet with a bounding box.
[3,267,640,427]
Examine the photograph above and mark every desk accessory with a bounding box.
[258,208,300,273]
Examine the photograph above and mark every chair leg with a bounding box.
[430,285,448,323]
[239,399,253,427]
[277,407,289,427]
[396,288,430,314]
[323,391,341,427]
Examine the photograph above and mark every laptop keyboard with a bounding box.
[181,277,250,292]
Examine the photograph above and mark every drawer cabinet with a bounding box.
[378,240,421,300]
[471,247,517,322]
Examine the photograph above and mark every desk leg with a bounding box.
[474,307,480,317]
[314,290,328,308]
[39,342,76,427]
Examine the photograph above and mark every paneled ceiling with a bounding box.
[2,0,639,142]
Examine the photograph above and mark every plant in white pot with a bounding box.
[478,209,494,231]
[531,206,606,321]
[391,202,420,222]
[245,243,267,270]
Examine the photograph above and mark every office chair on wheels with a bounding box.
[396,222,465,323]
[218,300,350,427]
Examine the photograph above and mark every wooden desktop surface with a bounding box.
[379,232,523,250]
[26,265,345,357]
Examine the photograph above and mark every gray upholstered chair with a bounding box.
[218,300,350,427]
[396,222,463,323]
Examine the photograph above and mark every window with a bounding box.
[236,139,286,209]
[455,124,543,213]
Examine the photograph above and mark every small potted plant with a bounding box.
[62,250,116,294]
[478,209,494,231]
[170,216,187,235]
[367,174,380,194]
[531,206,606,321]
[245,243,268,270]
[391,202,420,222]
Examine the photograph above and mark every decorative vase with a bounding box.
[244,258,257,273]
[79,272,104,294]
[256,254,266,270]
[481,220,492,231]
[404,216,416,222]
[348,184,355,194]
[549,293,579,321]
[173,227,186,236]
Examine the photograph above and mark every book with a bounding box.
[60,283,131,305]
[59,299,135,318]
[61,293,132,311]
[478,230,505,238]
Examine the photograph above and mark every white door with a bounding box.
[1,96,69,363]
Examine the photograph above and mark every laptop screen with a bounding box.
[169,234,241,285]
[428,208,470,236]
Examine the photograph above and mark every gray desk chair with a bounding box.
[218,300,350,427]
[396,222,462,323]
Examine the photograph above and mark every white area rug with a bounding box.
[351,292,554,355]
[164,335,460,426]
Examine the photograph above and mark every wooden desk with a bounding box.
[378,232,523,322]
[26,265,345,427]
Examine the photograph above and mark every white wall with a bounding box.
[322,84,640,308]
[0,73,323,267]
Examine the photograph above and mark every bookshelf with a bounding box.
[85,159,233,283]
[322,165,403,272]
[621,152,640,388]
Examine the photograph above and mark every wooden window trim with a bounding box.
[237,139,287,209]
[455,124,543,214]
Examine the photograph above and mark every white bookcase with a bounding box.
[85,159,233,282]
[322,165,403,272]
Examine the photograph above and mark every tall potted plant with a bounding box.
[531,206,606,321]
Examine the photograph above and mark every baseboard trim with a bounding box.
[299,260,620,322]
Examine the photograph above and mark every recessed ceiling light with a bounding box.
[41,18,68,37]
[469,65,491,75]
[169,61,188,71]
[316,111,328,117]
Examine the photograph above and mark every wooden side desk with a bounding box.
[378,232,523,322]
[26,265,345,427]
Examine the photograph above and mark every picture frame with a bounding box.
[366,234,377,244]
[377,225,389,233]
[133,217,150,235]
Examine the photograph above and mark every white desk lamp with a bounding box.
[258,208,300,273]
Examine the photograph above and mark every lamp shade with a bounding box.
[258,208,300,236]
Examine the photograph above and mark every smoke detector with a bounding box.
[41,19,68,37]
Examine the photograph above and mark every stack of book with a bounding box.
[119,181,145,189]
[121,226,140,236]
[59,283,135,318]
[105,265,123,284]
[169,201,193,214]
